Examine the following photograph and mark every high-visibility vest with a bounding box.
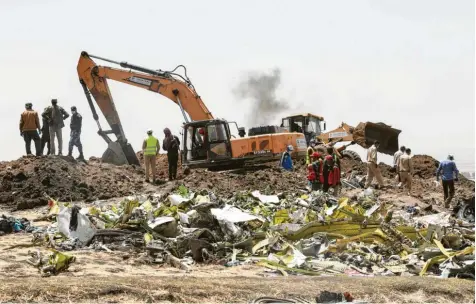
[306,147,314,165]
[144,136,158,155]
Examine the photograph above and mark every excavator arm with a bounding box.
[77,51,214,165]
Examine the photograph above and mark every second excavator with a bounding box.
[77,52,308,169]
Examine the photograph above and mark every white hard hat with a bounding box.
[147,129,153,134]
[448,154,454,160]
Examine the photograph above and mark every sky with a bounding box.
[0,0,474,171]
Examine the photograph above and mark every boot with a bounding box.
[76,153,84,160]
[444,196,453,208]
[67,151,73,157]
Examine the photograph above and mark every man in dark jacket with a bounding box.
[436,154,460,208]
[40,107,50,155]
[68,106,84,160]
[42,99,69,155]
[162,128,180,180]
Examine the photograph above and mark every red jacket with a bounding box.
[308,160,324,183]
[325,154,341,186]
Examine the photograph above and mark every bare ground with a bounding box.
[0,229,474,303]
[0,275,473,303]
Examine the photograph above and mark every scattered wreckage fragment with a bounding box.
[16,185,474,280]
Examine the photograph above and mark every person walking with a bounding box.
[398,148,413,195]
[42,99,69,155]
[68,106,84,160]
[19,102,42,156]
[393,145,406,186]
[142,129,160,183]
[162,128,181,181]
[364,140,385,189]
[436,154,460,208]
[40,107,50,155]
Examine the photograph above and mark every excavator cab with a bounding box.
[281,113,326,145]
[182,119,234,168]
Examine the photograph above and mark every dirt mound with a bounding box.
[0,152,472,211]
[0,156,146,210]
[181,164,307,197]
[341,158,367,175]
[340,155,475,201]
[412,155,440,179]
[136,152,184,180]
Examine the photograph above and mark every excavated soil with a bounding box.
[181,164,307,198]
[0,153,473,210]
[0,156,146,210]
[341,155,475,203]
[136,152,184,180]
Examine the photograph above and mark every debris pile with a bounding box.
[26,184,474,279]
[0,214,35,235]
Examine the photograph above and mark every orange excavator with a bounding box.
[77,52,307,169]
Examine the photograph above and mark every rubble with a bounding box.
[0,214,35,235]
[22,180,474,280]
[0,152,474,284]
[26,249,76,277]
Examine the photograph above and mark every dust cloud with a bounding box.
[233,68,289,127]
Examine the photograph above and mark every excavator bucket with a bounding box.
[353,122,401,155]
[101,142,140,166]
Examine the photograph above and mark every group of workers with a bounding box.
[142,128,180,183]
[19,99,83,159]
[393,145,460,208]
[302,139,355,195]
[282,138,460,209]
[393,145,414,194]
[21,101,463,204]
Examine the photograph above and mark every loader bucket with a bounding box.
[101,142,140,166]
[353,122,401,155]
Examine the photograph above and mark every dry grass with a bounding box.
[0,275,473,303]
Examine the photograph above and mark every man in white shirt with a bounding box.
[393,146,406,186]
[398,148,414,195]
[364,140,385,189]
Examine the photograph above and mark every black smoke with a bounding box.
[233,68,289,126]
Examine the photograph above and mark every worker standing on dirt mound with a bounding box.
[68,106,84,160]
[42,99,69,156]
[364,141,385,189]
[142,129,160,183]
[40,107,50,155]
[398,148,413,195]
[393,146,406,186]
[19,102,41,156]
[436,154,460,208]
[163,128,181,181]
